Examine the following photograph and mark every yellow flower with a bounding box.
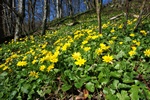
[47,64,54,72]
[131,46,136,51]
[72,52,81,60]
[0,64,5,68]
[144,49,150,57]
[140,30,147,36]
[133,18,137,22]
[119,42,123,45]
[109,40,114,44]
[129,50,136,56]
[118,24,123,29]
[29,71,39,78]
[40,65,46,71]
[100,43,110,50]
[102,24,108,29]
[82,40,88,45]
[98,34,103,37]
[62,42,71,51]
[22,56,27,60]
[112,36,117,40]
[102,55,113,63]
[32,60,37,64]
[3,66,9,71]
[49,55,58,63]
[127,20,132,25]
[130,33,135,37]
[83,47,91,51]
[17,61,27,67]
[92,35,99,40]
[75,58,86,66]
[95,48,103,55]
[136,41,140,46]
[110,28,115,33]
[132,40,137,43]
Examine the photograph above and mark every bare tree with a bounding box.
[134,0,147,32]
[56,0,63,18]
[123,0,130,33]
[96,0,102,34]
[0,0,4,37]
[28,0,37,32]
[41,0,49,35]
[14,0,25,41]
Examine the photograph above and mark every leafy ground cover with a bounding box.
[0,8,150,99]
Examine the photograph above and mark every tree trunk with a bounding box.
[41,0,48,35]
[31,0,36,30]
[134,0,147,32]
[96,0,102,34]
[14,0,25,41]
[0,0,4,37]
[123,0,129,33]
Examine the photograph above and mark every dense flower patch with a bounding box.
[0,17,150,99]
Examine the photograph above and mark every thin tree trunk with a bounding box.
[41,0,48,35]
[123,0,129,33]
[96,0,102,34]
[134,0,147,32]
[0,0,4,37]
[31,0,36,30]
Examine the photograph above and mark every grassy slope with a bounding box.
[0,1,150,99]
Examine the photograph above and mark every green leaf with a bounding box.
[125,37,131,42]
[112,80,119,89]
[61,84,72,92]
[117,90,130,100]
[37,90,45,97]
[0,92,3,98]
[74,82,84,88]
[0,72,8,79]
[115,50,125,60]
[21,84,30,93]
[85,82,95,92]
[110,71,122,78]
[129,85,139,100]
[118,83,131,89]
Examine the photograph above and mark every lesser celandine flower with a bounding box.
[29,71,39,78]
[47,64,54,72]
[75,58,86,66]
[140,30,147,36]
[83,47,91,51]
[135,41,140,46]
[32,60,37,64]
[102,24,108,29]
[82,40,88,45]
[40,65,46,71]
[17,61,27,67]
[110,28,115,33]
[102,55,113,63]
[95,48,103,55]
[129,50,136,56]
[100,43,110,50]
[119,42,123,45]
[131,46,136,51]
[3,66,9,71]
[144,49,150,57]
[118,24,123,29]
[72,52,81,60]
[109,40,114,44]
[112,36,117,40]
[130,33,135,37]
